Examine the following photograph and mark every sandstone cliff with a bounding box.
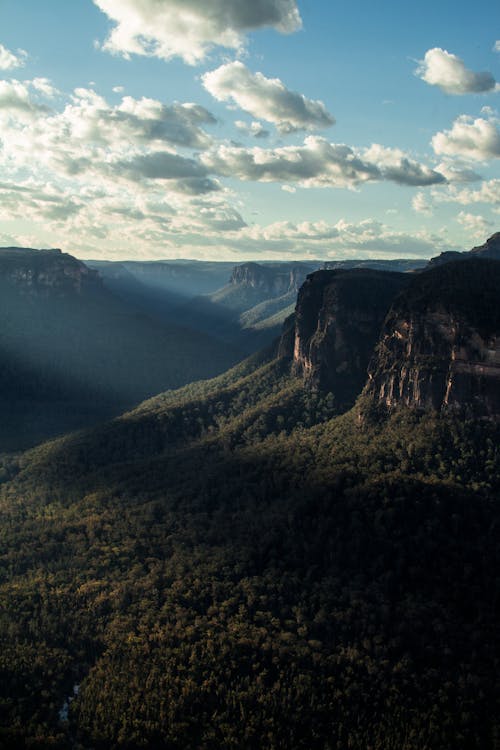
[365,259,500,417]
[281,269,408,404]
[0,247,100,297]
[229,262,312,298]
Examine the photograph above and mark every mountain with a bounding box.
[365,259,500,416]
[0,248,240,450]
[282,269,409,405]
[181,261,319,351]
[0,259,498,749]
[426,231,500,268]
[85,259,427,357]
[323,257,428,272]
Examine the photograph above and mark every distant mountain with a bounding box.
[183,261,319,351]
[0,247,241,450]
[0,258,498,748]
[323,257,427,272]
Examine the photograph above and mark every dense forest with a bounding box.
[0,256,499,748]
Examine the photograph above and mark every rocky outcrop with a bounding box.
[0,247,100,297]
[365,259,500,417]
[282,269,408,404]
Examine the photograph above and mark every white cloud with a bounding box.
[434,161,482,183]
[432,115,500,161]
[456,210,492,237]
[202,61,334,133]
[363,144,446,186]
[0,43,27,71]
[202,137,445,188]
[494,41,500,53]
[412,192,433,215]
[416,48,498,95]
[226,218,453,258]
[235,120,270,138]
[0,79,50,117]
[432,178,500,206]
[31,78,59,98]
[93,0,302,64]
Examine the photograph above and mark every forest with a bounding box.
[0,333,499,748]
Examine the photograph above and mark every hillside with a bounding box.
[0,248,240,450]
[0,259,498,748]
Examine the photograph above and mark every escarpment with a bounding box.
[281,269,409,404]
[229,262,312,298]
[0,247,100,297]
[365,259,500,417]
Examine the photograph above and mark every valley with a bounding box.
[0,242,498,748]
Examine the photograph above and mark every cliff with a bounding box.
[229,262,312,298]
[282,269,408,404]
[0,246,100,297]
[365,259,500,417]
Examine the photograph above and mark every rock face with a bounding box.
[230,262,312,298]
[0,247,100,297]
[365,259,500,417]
[282,269,408,403]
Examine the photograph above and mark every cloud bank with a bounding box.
[416,48,498,95]
[202,137,445,188]
[93,0,302,64]
[202,62,334,133]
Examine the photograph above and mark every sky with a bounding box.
[0,0,499,261]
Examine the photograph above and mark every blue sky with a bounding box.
[0,0,499,260]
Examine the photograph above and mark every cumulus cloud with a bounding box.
[432,115,500,161]
[416,48,498,95]
[235,120,270,138]
[93,0,302,64]
[202,62,334,134]
[494,41,500,53]
[412,192,433,215]
[0,43,27,71]
[202,137,445,188]
[0,79,51,118]
[225,218,452,258]
[432,178,500,206]
[434,161,482,183]
[0,85,216,171]
[363,144,446,186]
[457,210,493,236]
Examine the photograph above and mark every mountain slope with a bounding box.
[0,248,241,450]
[0,260,499,749]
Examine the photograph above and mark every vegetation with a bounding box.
[0,343,498,749]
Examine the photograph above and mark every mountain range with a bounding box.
[0,236,498,748]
